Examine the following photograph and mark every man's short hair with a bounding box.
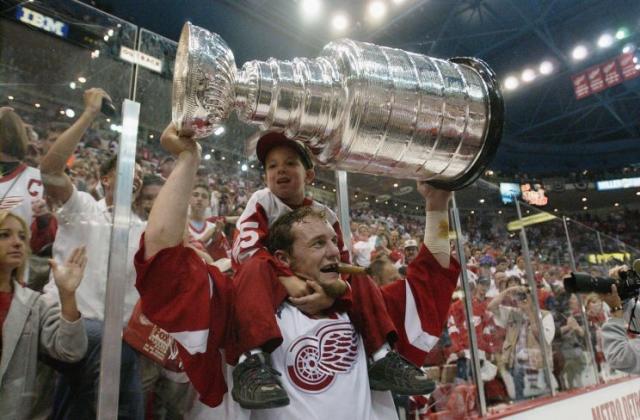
[100,155,142,177]
[142,174,165,188]
[369,254,391,280]
[100,155,118,177]
[0,110,28,160]
[193,183,210,197]
[267,206,326,255]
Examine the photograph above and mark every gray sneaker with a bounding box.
[232,352,290,409]
[368,351,435,395]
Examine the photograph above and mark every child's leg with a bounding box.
[347,274,398,356]
[348,274,435,395]
[231,256,290,409]
[232,256,289,356]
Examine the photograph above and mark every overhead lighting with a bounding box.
[107,29,114,37]
[504,76,519,90]
[393,183,398,188]
[331,13,349,31]
[554,208,558,212]
[221,156,226,160]
[498,210,502,214]
[539,61,553,75]
[65,108,75,118]
[597,33,614,48]
[572,45,588,60]
[103,35,109,42]
[485,170,494,176]
[392,0,406,3]
[7,95,14,100]
[214,126,225,136]
[583,206,588,210]
[59,110,65,115]
[149,134,154,139]
[300,0,322,19]
[368,1,387,20]
[241,163,248,171]
[106,118,111,123]
[616,28,629,40]
[470,210,475,214]
[521,68,536,83]
[614,202,620,207]
[34,103,40,108]
[636,191,640,196]
[204,154,211,160]
[91,49,100,59]
[69,82,76,89]
[623,43,635,54]
[479,198,485,204]
[78,76,87,83]
[581,197,587,202]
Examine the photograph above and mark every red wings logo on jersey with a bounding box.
[286,321,359,393]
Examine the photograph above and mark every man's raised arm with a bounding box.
[144,123,201,259]
[416,181,452,268]
[40,88,108,205]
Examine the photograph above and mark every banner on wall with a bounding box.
[502,377,640,419]
[572,52,640,100]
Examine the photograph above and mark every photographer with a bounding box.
[600,266,640,374]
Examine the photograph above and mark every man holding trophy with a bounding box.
[136,22,503,419]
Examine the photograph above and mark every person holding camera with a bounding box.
[600,266,640,375]
[488,285,555,401]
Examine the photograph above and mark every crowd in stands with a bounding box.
[1,90,638,419]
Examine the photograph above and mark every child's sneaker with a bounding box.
[232,352,290,409]
[368,351,436,395]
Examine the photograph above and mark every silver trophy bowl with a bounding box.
[172,22,504,190]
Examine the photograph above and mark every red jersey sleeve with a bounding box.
[135,234,233,407]
[380,244,460,366]
[231,193,271,267]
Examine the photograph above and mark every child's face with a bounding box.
[264,145,314,206]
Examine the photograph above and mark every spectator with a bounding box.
[403,238,419,265]
[0,107,44,226]
[352,223,374,267]
[488,286,555,400]
[0,211,88,420]
[40,88,145,419]
[135,174,164,221]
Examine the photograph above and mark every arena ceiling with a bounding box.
[86,0,640,178]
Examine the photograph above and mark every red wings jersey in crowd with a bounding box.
[135,236,460,418]
[0,164,43,225]
[231,188,350,267]
[447,297,504,355]
[188,216,231,260]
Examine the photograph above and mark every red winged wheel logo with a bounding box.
[286,321,359,393]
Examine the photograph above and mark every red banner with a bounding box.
[571,73,591,100]
[618,52,640,80]
[602,59,623,87]
[572,52,639,100]
[586,65,606,93]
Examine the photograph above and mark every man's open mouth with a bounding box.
[320,263,339,273]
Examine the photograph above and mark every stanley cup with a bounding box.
[172,22,503,189]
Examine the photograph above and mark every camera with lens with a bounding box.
[564,263,640,300]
